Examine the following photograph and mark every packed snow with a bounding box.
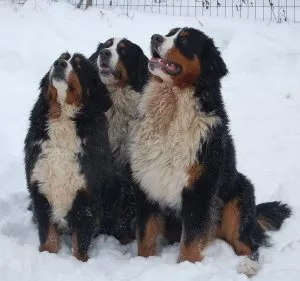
[0,0,300,280]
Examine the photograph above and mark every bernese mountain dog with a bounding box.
[24,52,119,261]
[129,27,291,275]
[89,38,149,243]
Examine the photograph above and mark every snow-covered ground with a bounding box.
[0,0,300,280]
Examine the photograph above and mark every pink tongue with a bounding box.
[150,57,176,72]
[150,57,165,66]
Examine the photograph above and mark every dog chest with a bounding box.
[131,83,219,210]
[31,115,86,227]
[106,86,140,167]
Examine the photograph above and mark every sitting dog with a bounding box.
[90,38,149,243]
[129,27,291,275]
[25,52,117,261]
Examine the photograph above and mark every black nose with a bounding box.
[99,49,111,59]
[151,34,164,43]
[53,59,67,69]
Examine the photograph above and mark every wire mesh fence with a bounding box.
[13,0,27,4]
[15,0,300,23]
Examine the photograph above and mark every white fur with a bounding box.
[105,85,140,168]
[159,29,181,57]
[130,80,220,210]
[237,257,261,277]
[52,80,68,102]
[31,103,85,229]
[150,30,181,82]
[109,38,122,69]
[50,59,73,103]
[97,38,122,85]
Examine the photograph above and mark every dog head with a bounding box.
[40,52,111,119]
[96,38,148,92]
[149,27,228,87]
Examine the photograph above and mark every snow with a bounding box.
[0,0,300,280]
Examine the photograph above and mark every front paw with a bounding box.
[73,251,89,262]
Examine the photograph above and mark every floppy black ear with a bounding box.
[130,47,149,92]
[89,42,104,64]
[200,38,228,84]
[89,75,112,112]
[39,70,50,91]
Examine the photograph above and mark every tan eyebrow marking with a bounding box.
[179,31,189,37]
[118,42,126,48]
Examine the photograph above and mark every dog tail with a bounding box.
[256,201,292,231]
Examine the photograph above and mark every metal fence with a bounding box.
[69,0,299,22]
[16,0,300,22]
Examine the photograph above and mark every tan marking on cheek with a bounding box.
[217,198,252,256]
[187,163,204,187]
[166,47,201,88]
[137,215,164,257]
[48,84,61,119]
[72,232,89,262]
[39,223,59,254]
[66,71,82,106]
[179,31,190,37]
[116,59,128,88]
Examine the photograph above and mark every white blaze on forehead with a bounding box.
[98,37,122,69]
[110,38,122,68]
[50,55,73,103]
[159,29,181,57]
[98,38,123,85]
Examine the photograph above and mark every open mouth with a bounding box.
[149,57,181,76]
[149,47,181,76]
[98,62,121,81]
[99,62,113,76]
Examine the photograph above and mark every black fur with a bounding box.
[89,38,150,243]
[134,27,292,264]
[256,201,292,231]
[24,52,130,259]
[89,38,149,92]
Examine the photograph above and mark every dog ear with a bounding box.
[200,38,228,84]
[89,42,104,63]
[130,47,149,92]
[89,73,112,112]
[39,70,50,92]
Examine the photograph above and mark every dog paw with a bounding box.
[237,257,261,277]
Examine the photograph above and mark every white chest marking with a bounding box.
[105,86,140,168]
[130,81,220,210]
[31,105,85,227]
